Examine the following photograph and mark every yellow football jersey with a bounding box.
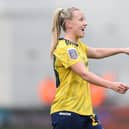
[50,38,93,115]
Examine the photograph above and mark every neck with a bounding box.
[64,32,79,44]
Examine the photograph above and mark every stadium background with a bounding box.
[0,0,129,129]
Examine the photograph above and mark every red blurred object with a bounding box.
[38,79,56,105]
[91,72,116,108]
[100,107,129,129]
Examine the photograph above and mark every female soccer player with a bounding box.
[50,7,129,129]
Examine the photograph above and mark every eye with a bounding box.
[79,17,85,21]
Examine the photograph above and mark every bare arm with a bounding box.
[87,47,129,59]
[70,62,129,94]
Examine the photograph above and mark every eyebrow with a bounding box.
[79,16,85,19]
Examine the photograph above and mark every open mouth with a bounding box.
[81,28,85,32]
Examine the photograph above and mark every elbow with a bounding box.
[80,71,89,81]
[94,53,102,59]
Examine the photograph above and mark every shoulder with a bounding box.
[79,40,88,47]
[78,40,88,52]
[54,39,79,59]
[55,39,76,52]
[56,39,67,48]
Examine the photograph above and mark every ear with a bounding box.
[65,20,72,29]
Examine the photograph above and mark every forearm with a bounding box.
[83,71,129,94]
[71,62,114,89]
[95,48,125,58]
[71,62,129,94]
[81,71,113,89]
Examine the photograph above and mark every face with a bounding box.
[66,10,87,39]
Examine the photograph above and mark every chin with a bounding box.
[79,35,85,38]
[79,33,85,38]
[76,33,85,39]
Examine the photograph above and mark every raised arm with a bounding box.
[70,62,129,94]
[87,47,129,59]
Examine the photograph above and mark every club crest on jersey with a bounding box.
[68,48,78,59]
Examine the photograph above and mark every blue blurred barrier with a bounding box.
[0,107,129,129]
[0,109,10,128]
[0,108,51,129]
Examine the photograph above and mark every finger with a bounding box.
[126,86,129,89]
[117,88,127,94]
[119,85,126,90]
[120,84,129,90]
[119,90,126,94]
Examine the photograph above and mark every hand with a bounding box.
[124,48,129,55]
[111,82,129,94]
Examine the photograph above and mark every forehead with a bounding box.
[72,10,85,18]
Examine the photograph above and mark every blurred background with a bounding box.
[0,0,129,129]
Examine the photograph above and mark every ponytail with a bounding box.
[50,8,63,57]
[50,7,80,57]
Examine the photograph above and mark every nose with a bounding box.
[84,20,88,27]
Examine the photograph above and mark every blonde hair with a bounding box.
[50,7,80,56]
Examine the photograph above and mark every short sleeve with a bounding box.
[79,41,88,54]
[85,44,88,53]
[54,45,81,68]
